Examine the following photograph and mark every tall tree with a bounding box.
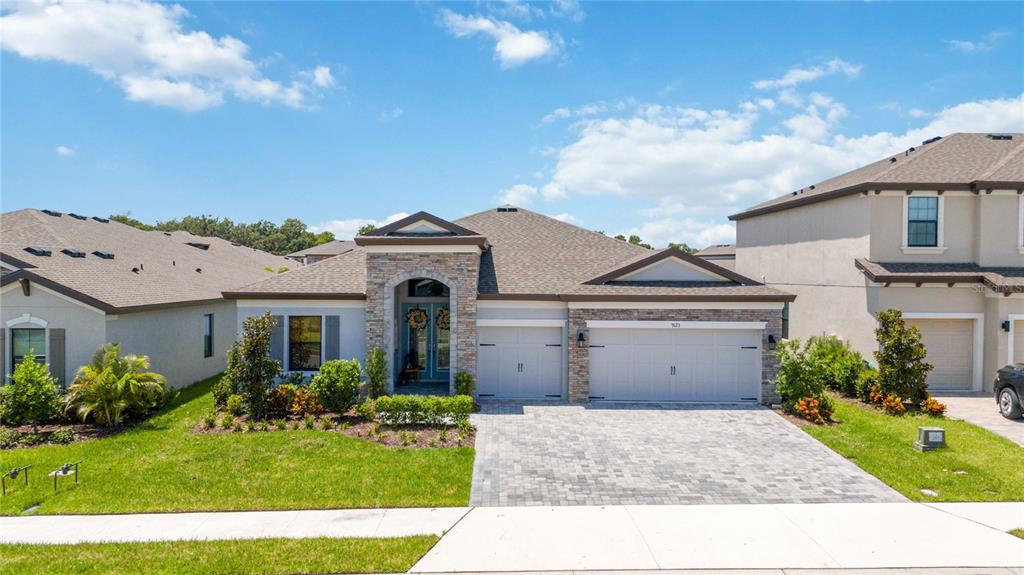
[357,223,377,236]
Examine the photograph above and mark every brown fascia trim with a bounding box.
[362,211,481,237]
[729,181,981,221]
[560,293,797,303]
[222,291,368,301]
[354,235,488,247]
[476,293,563,301]
[1,270,116,312]
[0,252,37,269]
[853,258,998,290]
[585,247,760,286]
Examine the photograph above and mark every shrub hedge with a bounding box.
[374,395,472,426]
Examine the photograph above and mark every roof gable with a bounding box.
[363,211,480,237]
[585,247,757,286]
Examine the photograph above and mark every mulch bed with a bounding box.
[191,412,475,449]
[1,421,126,449]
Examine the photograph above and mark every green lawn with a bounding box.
[0,376,473,515]
[0,536,437,575]
[804,399,1024,501]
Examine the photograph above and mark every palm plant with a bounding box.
[64,343,168,427]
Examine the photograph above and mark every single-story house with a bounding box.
[731,132,1024,393]
[695,244,736,270]
[225,208,795,404]
[0,208,292,387]
[285,240,357,265]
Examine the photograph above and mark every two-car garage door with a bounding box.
[589,327,762,402]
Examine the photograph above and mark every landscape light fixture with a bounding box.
[577,331,586,348]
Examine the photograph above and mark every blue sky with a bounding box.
[2,1,1022,247]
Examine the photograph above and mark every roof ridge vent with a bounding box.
[92,216,109,223]
[987,133,1013,141]
[68,213,87,220]
[41,209,62,217]
[186,241,210,250]
[922,136,942,145]
[24,246,52,256]
[92,250,115,260]
[497,205,519,213]
[61,248,85,258]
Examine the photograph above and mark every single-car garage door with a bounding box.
[588,326,762,402]
[478,326,563,399]
[906,318,973,391]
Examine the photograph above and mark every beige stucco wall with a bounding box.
[736,193,877,356]
[0,284,107,385]
[977,194,1024,267]
[869,194,977,263]
[106,300,238,388]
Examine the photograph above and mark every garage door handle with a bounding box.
[741,346,758,349]
[588,345,605,348]
[479,343,496,347]
[545,344,562,347]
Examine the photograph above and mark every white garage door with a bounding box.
[588,327,762,402]
[1013,320,1024,365]
[478,326,563,399]
[906,319,973,391]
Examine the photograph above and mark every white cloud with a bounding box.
[549,0,586,22]
[55,145,76,157]
[947,30,1011,53]
[753,58,862,90]
[542,107,571,123]
[310,212,409,240]
[438,9,561,68]
[0,0,335,112]
[618,218,736,250]
[380,107,404,122]
[540,92,1024,245]
[908,108,928,119]
[549,212,579,224]
[497,184,538,206]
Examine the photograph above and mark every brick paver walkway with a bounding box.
[469,402,904,506]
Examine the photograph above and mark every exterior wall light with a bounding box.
[577,331,586,348]
[1002,320,1011,332]
[767,334,778,350]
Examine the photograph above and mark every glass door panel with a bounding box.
[435,305,451,374]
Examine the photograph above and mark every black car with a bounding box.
[994,364,1024,419]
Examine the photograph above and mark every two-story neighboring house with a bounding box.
[731,132,1024,393]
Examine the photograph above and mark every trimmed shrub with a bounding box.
[0,352,60,427]
[454,371,476,397]
[220,413,235,429]
[355,398,377,421]
[875,309,932,407]
[855,367,879,403]
[225,394,244,416]
[921,396,947,417]
[280,371,307,387]
[364,348,388,399]
[881,393,906,415]
[291,387,324,417]
[267,384,299,418]
[0,427,20,448]
[774,340,827,408]
[225,313,282,419]
[64,343,167,427]
[794,396,834,425]
[310,359,361,413]
[806,335,864,397]
[49,427,75,444]
[375,395,472,426]
[212,357,238,410]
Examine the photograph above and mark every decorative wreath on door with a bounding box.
[406,308,429,330]
[435,306,451,330]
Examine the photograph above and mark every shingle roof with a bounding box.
[230,207,794,302]
[1,209,292,312]
[286,240,357,258]
[731,133,1024,221]
[695,244,736,257]
[855,258,1024,294]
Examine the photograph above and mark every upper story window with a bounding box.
[11,327,45,367]
[904,196,941,248]
[203,313,214,359]
[288,316,322,371]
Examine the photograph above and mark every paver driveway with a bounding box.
[470,402,903,506]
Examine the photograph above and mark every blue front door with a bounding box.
[401,303,451,381]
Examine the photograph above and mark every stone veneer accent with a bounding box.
[568,308,783,405]
[365,251,480,393]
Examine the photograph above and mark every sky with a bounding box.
[2,1,1023,248]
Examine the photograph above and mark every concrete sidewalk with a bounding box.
[412,503,1024,572]
[0,507,469,544]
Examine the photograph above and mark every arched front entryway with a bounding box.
[381,269,458,395]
